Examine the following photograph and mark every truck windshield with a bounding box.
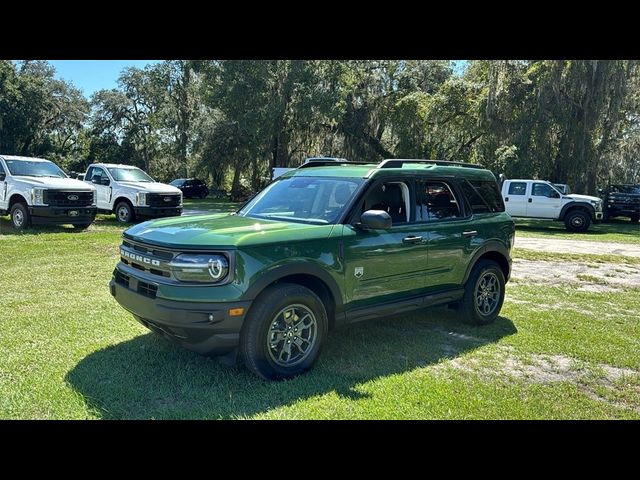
[107,167,154,182]
[239,176,363,224]
[5,159,67,178]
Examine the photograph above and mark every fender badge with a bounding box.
[354,267,364,279]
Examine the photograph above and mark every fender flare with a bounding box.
[463,240,512,284]
[240,261,344,314]
[560,201,595,220]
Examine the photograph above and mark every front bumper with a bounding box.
[605,204,640,216]
[134,206,183,218]
[109,274,251,355]
[29,205,97,225]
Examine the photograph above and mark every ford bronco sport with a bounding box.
[109,159,515,379]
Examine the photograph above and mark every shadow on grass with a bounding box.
[515,218,639,239]
[0,214,125,236]
[65,308,516,419]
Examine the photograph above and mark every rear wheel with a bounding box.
[72,223,92,231]
[200,191,207,199]
[240,283,328,380]
[564,209,591,232]
[10,202,30,231]
[459,260,505,325]
[115,200,135,223]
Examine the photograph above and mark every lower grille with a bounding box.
[137,280,158,299]
[114,269,130,288]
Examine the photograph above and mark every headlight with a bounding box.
[92,190,97,206]
[31,188,46,206]
[136,192,147,206]
[169,253,229,283]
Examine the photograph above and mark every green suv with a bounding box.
[109,159,515,379]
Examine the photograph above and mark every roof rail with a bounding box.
[377,159,485,170]
[298,159,374,169]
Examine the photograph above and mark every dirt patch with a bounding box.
[511,259,640,292]
[434,346,640,413]
[515,237,640,257]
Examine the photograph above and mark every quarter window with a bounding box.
[460,180,505,214]
[508,182,527,195]
[416,181,461,221]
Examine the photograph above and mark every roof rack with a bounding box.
[377,159,484,170]
[298,159,374,169]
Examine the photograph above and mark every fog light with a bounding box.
[229,308,245,317]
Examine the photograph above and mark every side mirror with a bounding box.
[0,172,5,181]
[360,210,392,230]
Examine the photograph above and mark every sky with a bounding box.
[48,60,161,98]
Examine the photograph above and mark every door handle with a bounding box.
[402,235,423,244]
[504,197,509,202]
[462,230,478,238]
[528,198,532,203]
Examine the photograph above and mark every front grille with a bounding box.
[114,269,130,288]
[137,280,158,299]
[147,193,181,207]
[122,240,173,260]
[44,190,94,207]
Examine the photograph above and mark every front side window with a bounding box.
[359,181,411,224]
[239,176,362,224]
[90,168,107,182]
[107,167,154,183]
[508,182,527,195]
[532,183,555,197]
[416,180,461,221]
[5,159,67,178]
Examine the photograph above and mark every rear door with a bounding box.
[527,182,562,218]
[503,181,528,216]
[415,178,478,291]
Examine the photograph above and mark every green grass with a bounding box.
[515,218,640,244]
[513,248,640,265]
[1,203,639,419]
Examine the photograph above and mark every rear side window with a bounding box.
[460,179,505,214]
[416,180,461,221]
[508,182,527,195]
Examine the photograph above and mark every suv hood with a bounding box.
[124,213,336,249]
[116,182,182,194]
[566,194,601,202]
[11,176,95,190]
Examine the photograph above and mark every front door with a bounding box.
[86,167,112,209]
[503,181,528,216]
[342,179,428,310]
[527,182,562,218]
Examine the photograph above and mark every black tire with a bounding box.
[72,223,92,231]
[564,209,591,232]
[630,214,639,223]
[10,202,30,231]
[240,283,328,380]
[114,200,135,223]
[458,260,505,326]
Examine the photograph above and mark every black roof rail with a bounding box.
[298,159,374,169]
[377,159,485,170]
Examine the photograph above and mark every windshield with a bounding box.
[170,179,185,186]
[5,159,67,178]
[239,176,363,224]
[612,185,640,194]
[107,167,154,182]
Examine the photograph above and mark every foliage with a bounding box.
[2,60,639,194]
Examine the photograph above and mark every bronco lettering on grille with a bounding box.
[120,248,161,266]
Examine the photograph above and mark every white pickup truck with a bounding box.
[0,155,97,231]
[501,179,603,232]
[83,163,183,223]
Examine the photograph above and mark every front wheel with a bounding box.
[564,210,591,232]
[459,260,505,325]
[240,283,328,380]
[114,201,135,224]
[10,202,31,231]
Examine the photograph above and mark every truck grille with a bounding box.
[44,190,94,207]
[147,193,181,207]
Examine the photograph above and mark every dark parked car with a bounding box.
[599,184,640,222]
[170,178,209,199]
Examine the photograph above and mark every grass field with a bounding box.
[515,218,640,244]
[1,199,639,419]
